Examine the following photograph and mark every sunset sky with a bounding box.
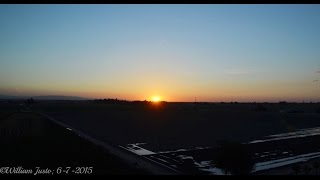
[0,4,320,102]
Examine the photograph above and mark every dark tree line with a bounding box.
[93,98,129,104]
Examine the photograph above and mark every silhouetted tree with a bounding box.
[26,98,34,105]
[312,161,319,175]
[292,164,301,175]
[214,141,255,175]
[93,98,129,104]
[279,101,287,104]
[303,165,312,175]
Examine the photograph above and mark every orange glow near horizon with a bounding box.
[2,85,319,103]
[151,96,161,103]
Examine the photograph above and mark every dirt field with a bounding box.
[2,100,320,175]
[30,101,320,151]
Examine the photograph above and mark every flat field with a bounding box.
[30,101,320,151]
[2,100,320,175]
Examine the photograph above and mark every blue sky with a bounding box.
[0,4,319,101]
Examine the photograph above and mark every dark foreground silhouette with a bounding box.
[0,111,148,175]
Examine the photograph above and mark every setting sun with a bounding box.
[152,96,161,102]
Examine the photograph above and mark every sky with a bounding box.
[0,4,320,102]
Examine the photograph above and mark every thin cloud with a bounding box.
[317,71,320,73]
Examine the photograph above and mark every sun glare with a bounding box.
[152,96,161,103]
